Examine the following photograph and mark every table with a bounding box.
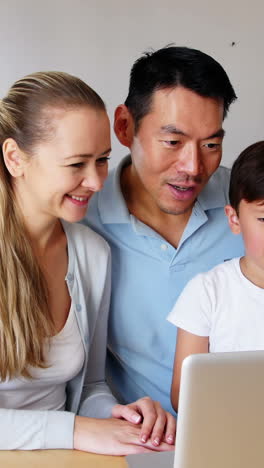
[0,450,128,467]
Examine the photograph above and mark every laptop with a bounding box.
[126,350,264,468]
[126,450,174,468]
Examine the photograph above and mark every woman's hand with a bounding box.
[111,396,176,447]
[73,415,173,455]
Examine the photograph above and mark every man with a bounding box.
[83,46,244,415]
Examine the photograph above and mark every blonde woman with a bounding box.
[0,72,175,454]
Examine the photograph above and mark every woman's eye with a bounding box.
[96,156,111,166]
[257,218,264,223]
[70,162,84,168]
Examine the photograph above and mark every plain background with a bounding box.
[0,0,263,167]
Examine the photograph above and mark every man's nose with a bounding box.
[177,144,201,176]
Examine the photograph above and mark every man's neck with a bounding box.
[120,163,193,248]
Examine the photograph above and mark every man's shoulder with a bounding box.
[207,165,230,190]
[95,163,118,201]
[198,165,231,209]
[84,157,131,232]
[84,168,116,233]
[89,164,117,213]
[210,165,231,183]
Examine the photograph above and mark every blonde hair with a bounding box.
[0,71,105,380]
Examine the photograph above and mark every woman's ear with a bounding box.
[114,105,135,148]
[2,138,25,177]
[225,204,241,235]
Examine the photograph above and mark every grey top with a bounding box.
[0,221,117,450]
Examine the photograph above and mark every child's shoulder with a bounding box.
[194,257,241,290]
[178,258,242,310]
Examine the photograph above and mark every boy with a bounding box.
[168,141,264,412]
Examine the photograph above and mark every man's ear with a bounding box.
[225,204,241,234]
[114,105,135,148]
[2,138,25,177]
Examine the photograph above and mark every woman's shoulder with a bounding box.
[62,220,110,255]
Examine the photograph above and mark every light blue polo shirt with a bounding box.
[83,156,244,415]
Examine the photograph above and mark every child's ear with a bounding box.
[225,204,241,234]
[2,138,25,177]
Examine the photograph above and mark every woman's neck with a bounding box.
[14,182,64,255]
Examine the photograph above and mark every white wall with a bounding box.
[0,0,263,167]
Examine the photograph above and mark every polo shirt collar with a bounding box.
[98,155,131,224]
[98,155,227,224]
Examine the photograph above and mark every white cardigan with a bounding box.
[0,221,117,450]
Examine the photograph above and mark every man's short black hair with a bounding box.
[125,46,237,131]
[229,141,264,213]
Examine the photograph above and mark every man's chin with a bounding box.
[157,201,195,216]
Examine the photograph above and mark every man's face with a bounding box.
[129,86,224,217]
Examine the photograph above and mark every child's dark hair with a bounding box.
[229,141,264,213]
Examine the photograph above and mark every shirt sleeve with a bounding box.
[78,249,117,419]
[0,408,75,450]
[167,273,212,336]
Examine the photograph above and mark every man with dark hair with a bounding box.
[83,46,244,416]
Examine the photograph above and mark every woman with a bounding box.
[0,71,175,454]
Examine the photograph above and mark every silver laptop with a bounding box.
[175,350,264,468]
[126,350,264,468]
[126,450,174,468]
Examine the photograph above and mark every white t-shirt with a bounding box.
[167,257,264,352]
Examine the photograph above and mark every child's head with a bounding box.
[229,141,264,214]
[225,141,264,269]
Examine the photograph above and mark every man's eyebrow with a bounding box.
[64,147,111,160]
[160,126,225,139]
[255,200,264,206]
[160,125,186,136]
[206,129,225,139]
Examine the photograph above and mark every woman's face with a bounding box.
[14,106,111,223]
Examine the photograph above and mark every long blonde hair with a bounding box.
[0,72,105,380]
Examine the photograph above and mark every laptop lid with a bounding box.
[174,351,264,468]
[126,450,174,468]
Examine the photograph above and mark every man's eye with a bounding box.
[164,140,180,147]
[96,156,111,166]
[257,218,264,223]
[204,143,220,149]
